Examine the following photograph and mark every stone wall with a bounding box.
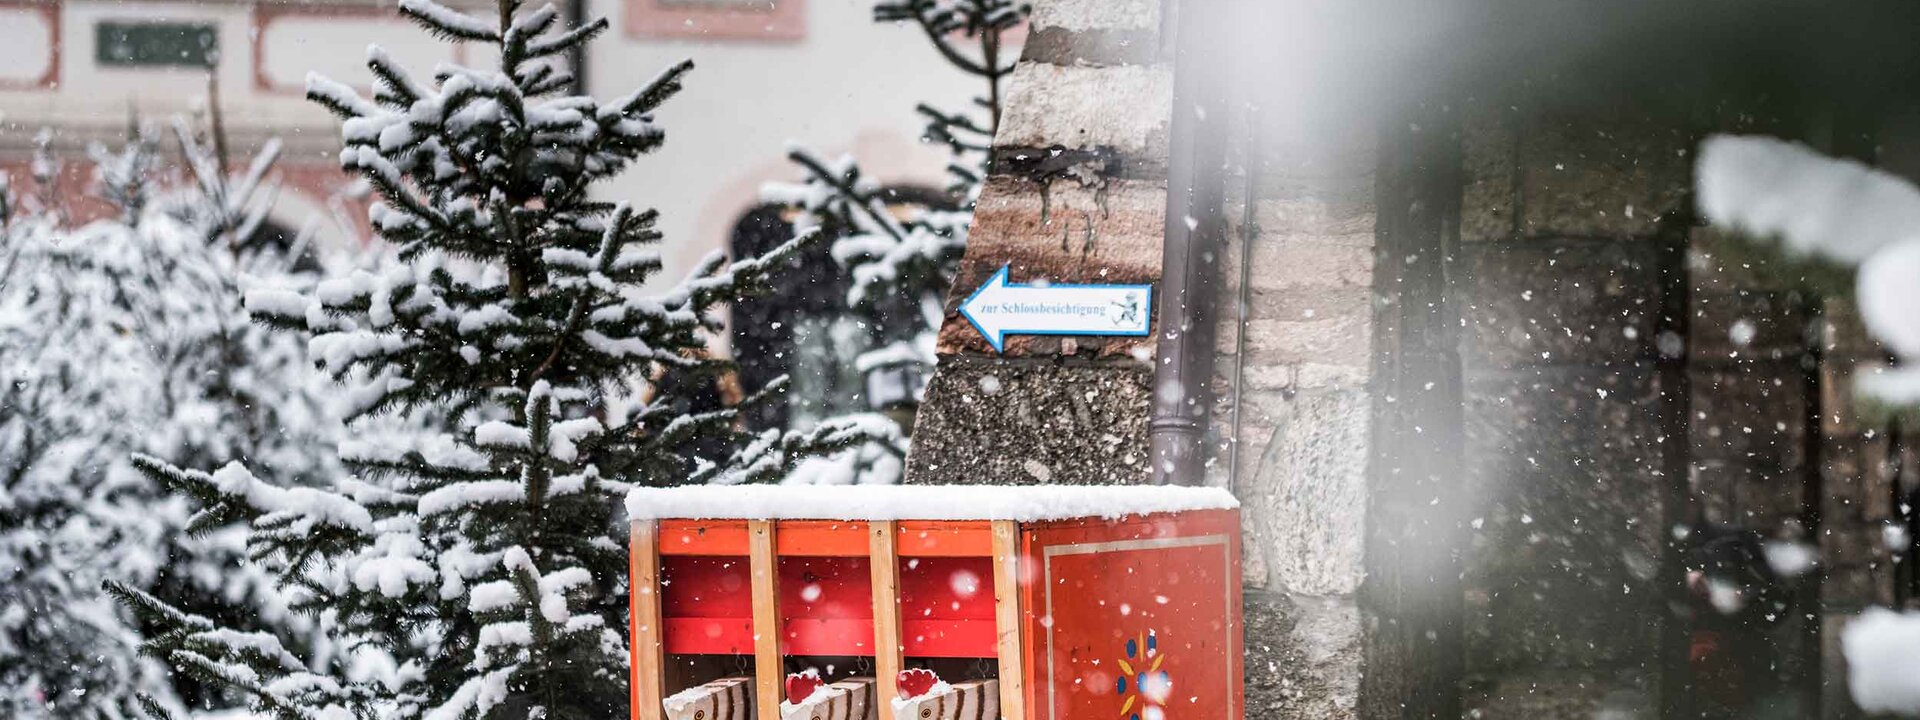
[1212,127,1377,720]
[1453,100,1695,718]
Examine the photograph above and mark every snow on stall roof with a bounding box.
[625,484,1238,522]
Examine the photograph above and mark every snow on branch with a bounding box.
[399,0,501,42]
[1698,134,1920,409]
[1698,134,1920,264]
[1841,608,1920,714]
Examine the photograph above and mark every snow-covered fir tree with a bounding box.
[110,1,859,717]
[762,0,1027,484]
[1,123,340,717]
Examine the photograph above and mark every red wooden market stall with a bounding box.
[626,485,1243,720]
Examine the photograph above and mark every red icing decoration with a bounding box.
[785,673,822,705]
[897,668,939,699]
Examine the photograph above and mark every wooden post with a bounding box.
[749,520,783,720]
[990,520,1026,720]
[868,521,905,720]
[631,520,666,720]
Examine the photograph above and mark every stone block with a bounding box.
[1461,103,1521,244]
[1464,106,1692,244]
[1820,561,1897,610]
[1462,240,1664,369]
[1030,0,1158,36]
[1688,365,1808,470]
[1022,26,1160,66]
[1822,433,1897,523]
[996,63,1173,160]
[1218,238,1374,295]
[1243,590,1361,720]
[1821,300,1889,362]
[1516,117,1691,242]
[903,357,1151,486]
[1240,389,1370,596]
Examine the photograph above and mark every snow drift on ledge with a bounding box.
[625,484,1239,522]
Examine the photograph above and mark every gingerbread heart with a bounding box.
[785,672,823,705]
[896,668,939,699]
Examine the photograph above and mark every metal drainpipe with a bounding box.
[569,0,590,95]
[1147,0,1231,486]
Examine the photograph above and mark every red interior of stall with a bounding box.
[656,519,998,658]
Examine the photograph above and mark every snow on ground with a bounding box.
[626,483,1239,521]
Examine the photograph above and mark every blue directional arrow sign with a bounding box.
[958,264,1153,353]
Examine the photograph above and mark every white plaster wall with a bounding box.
[0,0,979,290]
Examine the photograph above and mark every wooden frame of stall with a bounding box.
[628,518,1026,720]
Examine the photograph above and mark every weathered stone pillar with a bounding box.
[903,0,1171,487]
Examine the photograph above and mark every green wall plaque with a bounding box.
[96,21,218,68]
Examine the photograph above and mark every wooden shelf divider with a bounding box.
[748,520,783,720]
[991,520,1027,720]
[868,520,905,720]
[631,520,667,720]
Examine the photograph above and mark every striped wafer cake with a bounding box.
[663,676,753,720]
[892,679,999,720]
[779,677,876,720]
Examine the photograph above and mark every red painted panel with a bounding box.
[663,617,754,655]
[897,521,993,557]
[780,557,872,620]
[899,557,995,621]
[775,619,995,658]
[783,618,873,655]
[661,556,753,618]
[658,520,750,555]
[659,555,755,653]
[902,619,997,658]
[775,521,870,556]
[625,0,806,42]
[1022,509,1243,720]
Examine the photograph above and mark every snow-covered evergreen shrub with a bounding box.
[762,0,1027,484]
[1,126,339,717]
[110,1,857,717]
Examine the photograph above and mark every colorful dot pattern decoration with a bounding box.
[1115,630,1169,720]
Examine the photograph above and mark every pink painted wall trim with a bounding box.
[624,0,805,43]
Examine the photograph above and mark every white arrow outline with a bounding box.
[957,264,1154,353]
